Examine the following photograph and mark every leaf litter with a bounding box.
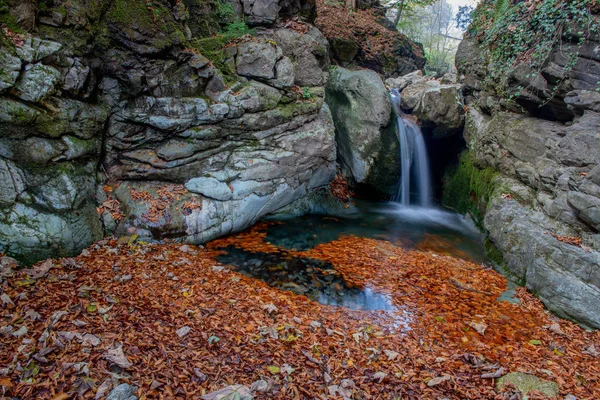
[0,224,598,398]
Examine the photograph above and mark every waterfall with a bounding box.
[390,89,432,207]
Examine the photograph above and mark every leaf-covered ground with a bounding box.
[1,223,599,399]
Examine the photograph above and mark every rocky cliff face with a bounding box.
[444,10,600,328]
[0,0,343,263]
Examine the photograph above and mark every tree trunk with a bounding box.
[346,0,356,10]
[393,0,405,28]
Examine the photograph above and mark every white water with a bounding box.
[390,89,432,207]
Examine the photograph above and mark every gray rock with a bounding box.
[565,90,600,114]
[261,26,329,87]
[242,0,314,25]
[0,51,21,93]
[186,177,233,201]
[112,105,335,243]
[400,80,465,136]
[325,66,397,194]
[106,383,138,400]
[0,202,102,265]
[12,63,61,103]
[0,159,26,207]
[269,56,295,88]
[15,37,62,63]
[484,181,600,329]
[62,60,91,95]
[567,191,600,230]
[236,40,280,80]
[385,70,426,91]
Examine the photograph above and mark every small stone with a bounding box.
[176,326,191,338]
[250,379,269,392]
[106,383,138,400]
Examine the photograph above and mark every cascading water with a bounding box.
[390,89,432,207]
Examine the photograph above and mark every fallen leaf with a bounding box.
[481,367,504,379]
[384,350,399,361]
[373,371,387,383]
[427,375,451,387]
[103,344,133,369]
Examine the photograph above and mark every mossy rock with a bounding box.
[497,373,559,397]
[442,151,497,229]
[101,0,186,53]
[331,37,358,63]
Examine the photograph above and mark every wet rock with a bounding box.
[325,66,397,195]
[400,80,465,136]
[106,383,138,400]
[11,63,61,103]
[0,51,21,93]
[497,372,559,397]
[385,70,427,91]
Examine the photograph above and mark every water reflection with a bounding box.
[216,246,395,311]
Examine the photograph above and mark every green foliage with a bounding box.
[223,20,252,36]
[442,151,497,229]
[215,0,235,23]
[302,87,312,99]
[494,0,510,20]
[190,20,254,83]
[469,0,596,99]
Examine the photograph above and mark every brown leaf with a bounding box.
[103,344,133,369]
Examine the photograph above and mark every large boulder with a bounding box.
[325,67,398,196]
[399,80,465,137]
[105,103,336,242]
[240,0,316,26]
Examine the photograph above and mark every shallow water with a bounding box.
[267,200,486,263]
[214,200,486,312]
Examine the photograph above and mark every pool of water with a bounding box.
[216,246,395,311]
[213,200,486,312]
[266,200,486,263]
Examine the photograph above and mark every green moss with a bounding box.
[484,237,506,266]
[442,151,498,229]
[0,0,24,33]
[101,0,185,50]
[190,23,253,84]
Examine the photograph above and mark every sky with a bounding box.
[447,0,479,7]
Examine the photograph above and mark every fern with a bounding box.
[494,0,510,20]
